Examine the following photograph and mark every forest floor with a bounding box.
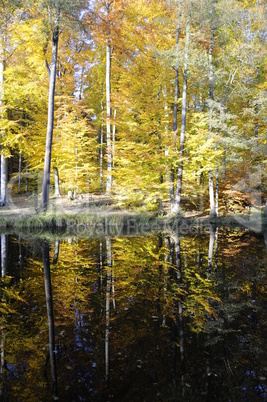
[0,193,204,219]
[0,193,265,234]
[0,193,123,218]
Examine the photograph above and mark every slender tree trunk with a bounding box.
[208,4,218,218]
[41,16,59,210]
[112,109,116,159]
[53,167,61,197]
[171,5,181,212]
[209,169,216,218]
[215,167,219,215]
[25,163,29,192]
[172,7,181,138]
[106,3,112,194]
[173,18,190,214]
[18,152,22,192]
[42,241,58,399]
[254,103,258,153]
[0,39,7,207]
[100,83,104,190]
[74,128,78,198]
[0,154,7,206]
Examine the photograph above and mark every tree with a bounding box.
[36,0,86,210]
[0,0,21,206]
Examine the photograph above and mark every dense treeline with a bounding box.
[0,0,266,215]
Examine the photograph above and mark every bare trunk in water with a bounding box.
[105,236,112,381]
[42,241,58,399]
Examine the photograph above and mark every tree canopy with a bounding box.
[0,0,266,215]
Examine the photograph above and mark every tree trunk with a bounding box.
[100,83,104,190]
[18,152,22,192]
[42,241,58,399]
[209,169,216,218]
[41,16,59,210]
[112,108,116,159]
[25,163,29,192]
[0,39,7,207]
[170,5,181,212]
[53,167,61,197]
[106,3,112,194]
[173,18,190,214]
[215,166,219,215]
[0,154,7,206]
[208,5,218,218]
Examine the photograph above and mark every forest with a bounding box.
[0,0,266,218]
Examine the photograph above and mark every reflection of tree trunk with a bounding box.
[264,200,267,218]
[264,231,267,251]
[52,240,59,264]
[214,228,218,277]
[1,234,7,278]
[42,241,58,399]
[170,233,185,400]
[175,234,185,399]
[18,235,22,278]
[205,224,217,395]
[163,238,169,326]
[0,234,7,398]
[105,237,112,381]
[208,225,216,275]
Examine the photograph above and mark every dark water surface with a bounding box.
[0,227,266,401]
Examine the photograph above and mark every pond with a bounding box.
[0,225,266,401]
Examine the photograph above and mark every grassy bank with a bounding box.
[1,208,267,238]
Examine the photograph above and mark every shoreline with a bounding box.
[1,208,267,237]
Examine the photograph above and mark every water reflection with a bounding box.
[42,240,58,399]
[0,229,266,401]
